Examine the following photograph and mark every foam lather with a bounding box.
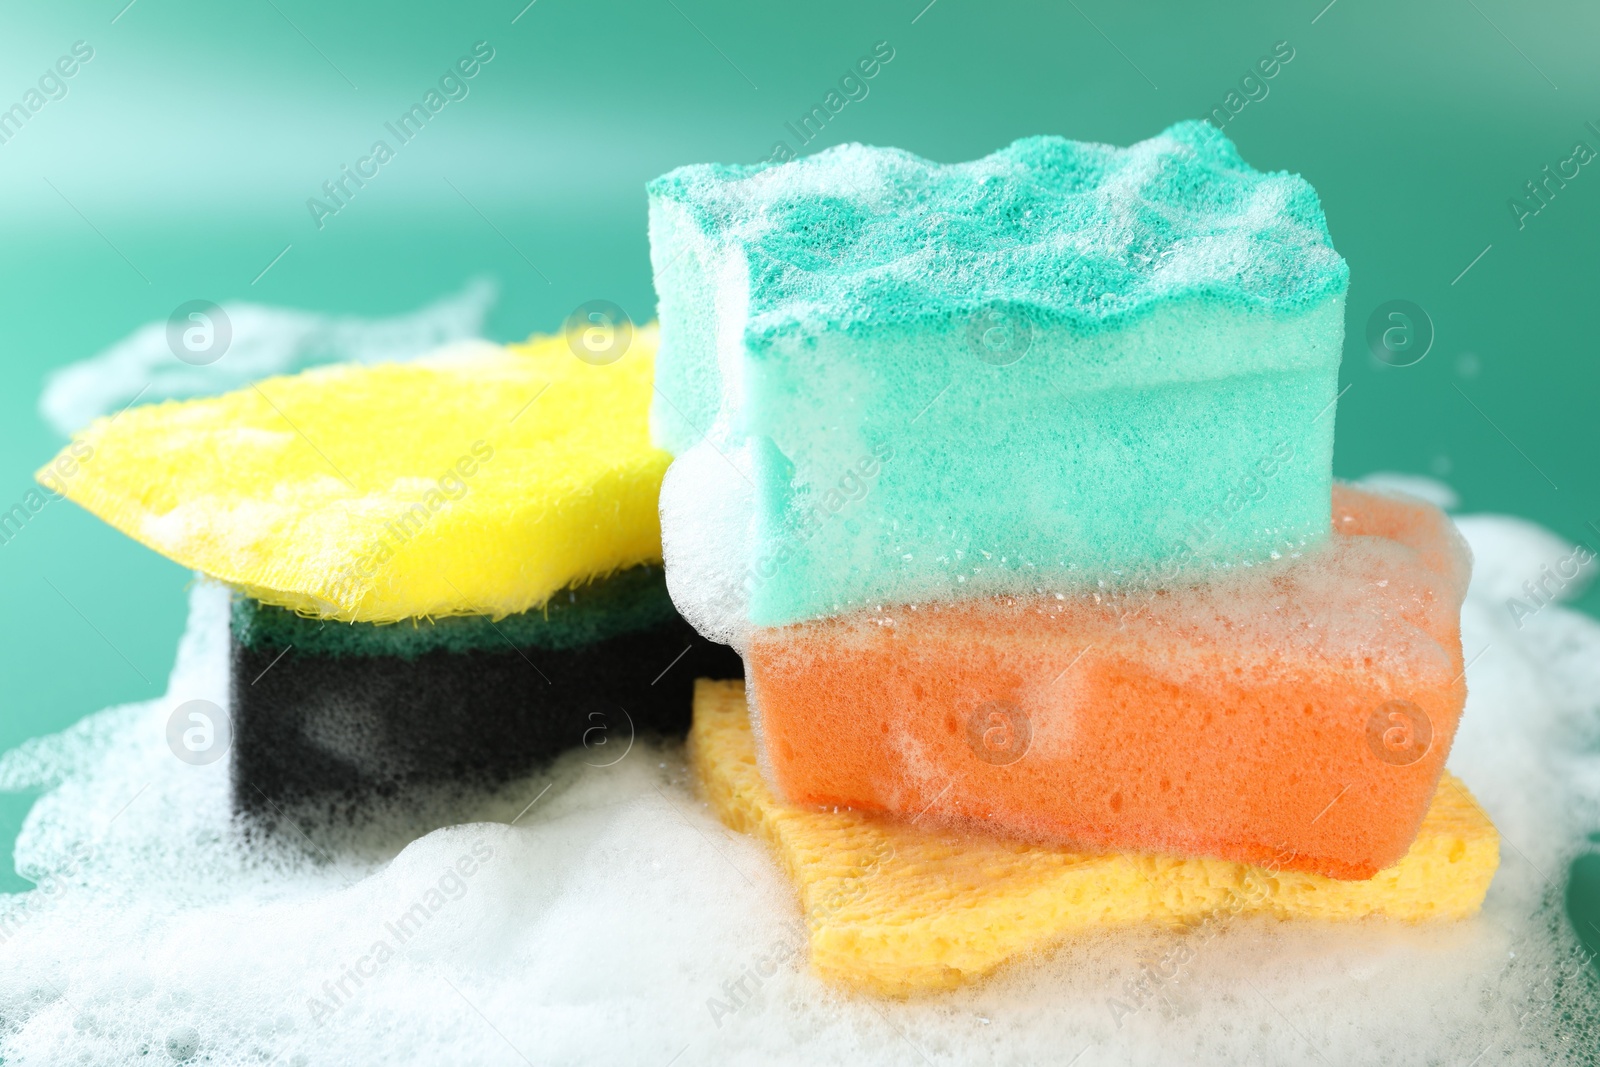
[648,121,1349,635]
[745,486,1471,881]
[37,330,671,622]
[689,679,1499,997]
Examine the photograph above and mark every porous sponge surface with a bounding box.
[746,486,1473,881]
[232,564,679,658]
[689,679,1499,997]
[38,331,671,622]
[648,120,1347,345]
[741,333,1337,625]
[649,123,1348,629]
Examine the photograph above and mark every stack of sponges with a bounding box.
[650,123,1496,990]
[688,679,1499,995]
[40,330,740,815]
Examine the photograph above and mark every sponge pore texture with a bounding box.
[648,123,1348,632]
[232,564,679,658]
[745,486,1471,881]
[39,331,671,622]
[690,679,1498,996]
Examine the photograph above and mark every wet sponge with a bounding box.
[746,486,1472,880]
[37,331,671,622]
[232,566,742,817]
[690,679,1499,996]
[649,122,1349,633]
[231,564,680,658]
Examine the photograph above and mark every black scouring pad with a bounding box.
[229,564,742,819]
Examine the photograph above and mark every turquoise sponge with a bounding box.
[648,122,1348,634]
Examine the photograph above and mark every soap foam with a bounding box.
[38,278,498,436]
[647,123,1348,340]
[659,438,756,650]
[0,503,1597,1064]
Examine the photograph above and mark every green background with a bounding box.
[0,0,1595,951]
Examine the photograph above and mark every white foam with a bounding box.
[1355,471,1461,511]
[38,278,498,436]
[660,438,756,651]
[1453,513,1596,608]
[0,511,1597,1064]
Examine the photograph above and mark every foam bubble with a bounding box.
[38,278,498,436]
[1453,513,1596,607]
[0,509,1596,1064]
[660,438,755,651]
[1355,471,1461,511]
[648,123,1348,338]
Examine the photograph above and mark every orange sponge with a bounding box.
[691,680,1499,996]
[746,486,1471,880]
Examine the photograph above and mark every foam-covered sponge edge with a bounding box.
[688,679,1500,997]
[36,330,671,622]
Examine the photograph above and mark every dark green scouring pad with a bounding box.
[229,563,742,819]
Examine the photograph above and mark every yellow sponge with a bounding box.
[37,330,671,622]
[688,679,1500,997]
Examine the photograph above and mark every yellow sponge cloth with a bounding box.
[37,330,671,622]
[688,679,1500,997]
